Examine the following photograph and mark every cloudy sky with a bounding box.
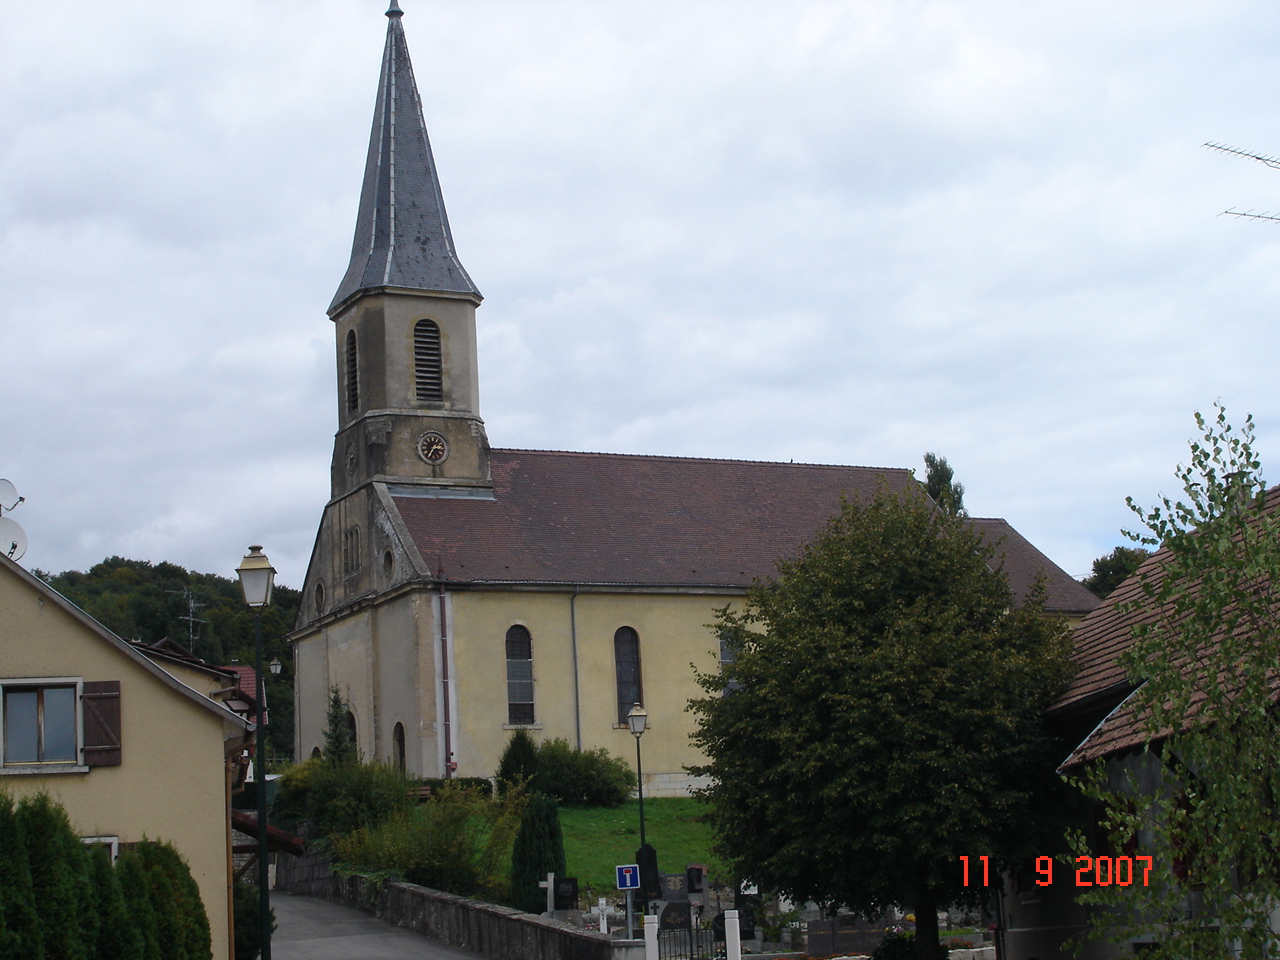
[4,0,1280,589]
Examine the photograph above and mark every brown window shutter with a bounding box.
[82,681,121,767]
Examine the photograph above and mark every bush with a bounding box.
[510,795,567,913]
[420,777,493,795]
[330,782,525,902]
[132,840,212,960]
[273,758,412,840]
[872,932,949,960]
[534,739,633,807]
[233,880,277,960]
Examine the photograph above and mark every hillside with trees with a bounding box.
[33,556,298,761]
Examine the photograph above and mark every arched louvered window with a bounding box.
[414,319,443,402]
[614,627,642,724]
[505,625,535,725]
[345,329,359,412]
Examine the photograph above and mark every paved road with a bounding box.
[272,891,488,960]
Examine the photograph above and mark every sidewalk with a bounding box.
[271,890,489,960]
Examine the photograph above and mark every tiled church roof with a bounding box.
[391,449,1096,613]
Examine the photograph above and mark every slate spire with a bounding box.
[329,3,481,313]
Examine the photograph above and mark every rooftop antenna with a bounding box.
[0,479,27,562]
[168,586,209,647]
[1204,142,1280,220]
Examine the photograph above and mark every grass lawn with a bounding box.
[559,797,731,898]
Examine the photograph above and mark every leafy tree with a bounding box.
[1068,406,1280,960]
[1081,545,1150,598]
[689,485,1074,960]
[922,452,966,517]
[510,794,567,914]
[496,729,539,793]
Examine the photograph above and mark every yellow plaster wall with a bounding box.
[0,571,235,960]
[294,591,441,776]
[449,589,734,794]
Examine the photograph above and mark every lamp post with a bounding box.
[627,702,648,848]
[627,702,650,935]
[237,545,276,960]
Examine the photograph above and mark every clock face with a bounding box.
[417,431,449,465]
[345,443,358,476]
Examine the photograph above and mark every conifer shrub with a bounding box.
[0,793,40,959]
[18,792,90,959]
[495,729,538,793]
[510,794,567,914]
[117,849,161,960]
[134,840,212,960]
[86,842,138,960]
[233,880,276,960]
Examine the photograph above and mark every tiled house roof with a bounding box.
[1056,485,1280,769]
[390,449,1095,613]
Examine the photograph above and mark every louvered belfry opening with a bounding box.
[345,330,359,412]
[414,319,443,402]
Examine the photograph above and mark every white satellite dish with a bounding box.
[0,479,18,512]
[0,517,26,562]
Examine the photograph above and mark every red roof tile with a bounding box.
[391,449,1093,612]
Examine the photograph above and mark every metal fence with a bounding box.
[657,924,722,960]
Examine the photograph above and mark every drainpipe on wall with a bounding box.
[438,581,453,779]
[570,586,582,750]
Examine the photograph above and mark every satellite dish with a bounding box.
[0,479,18,512]
[0,517,26,562]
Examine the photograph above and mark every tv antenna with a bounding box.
[168,587,209,647]
[0,479,28,562]
[1204,142,1280,220]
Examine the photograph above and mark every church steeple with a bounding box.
[329,1,481,315]
[327,4,490,499]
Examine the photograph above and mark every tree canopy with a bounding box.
[922,452,966,517]
[1081,545,1150,599]
[1070,406,1280,960]
[34,555,298,759]
[689,486,1073,960]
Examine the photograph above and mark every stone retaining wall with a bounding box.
[276,852,620,960]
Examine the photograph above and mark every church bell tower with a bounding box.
[328,0,489,499]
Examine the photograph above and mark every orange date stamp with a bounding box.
[959,855,1154,887]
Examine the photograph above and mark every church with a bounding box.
[289,3,1098,794]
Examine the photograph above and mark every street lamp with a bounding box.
[269,658,283,676]
[627,701,652,935]
[627,702,648,849]
[236,545,276,960]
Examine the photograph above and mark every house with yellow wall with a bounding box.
[290,4,1099,793]
[0,552,252,960]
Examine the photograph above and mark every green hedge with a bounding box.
[0,791,210,960]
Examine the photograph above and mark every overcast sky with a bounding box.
[4,0,1280,589]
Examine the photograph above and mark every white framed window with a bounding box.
[81,836,120,861]
[0,678,120,773]
[505,625,535,726]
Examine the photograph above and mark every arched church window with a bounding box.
[505,625,535,725]
[414,319,443,402]
[393,722,406,772]
[345,329,359,412]
[614,627,642,724]
[345,711,357,748]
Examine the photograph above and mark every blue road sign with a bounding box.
[617,864,641,890]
